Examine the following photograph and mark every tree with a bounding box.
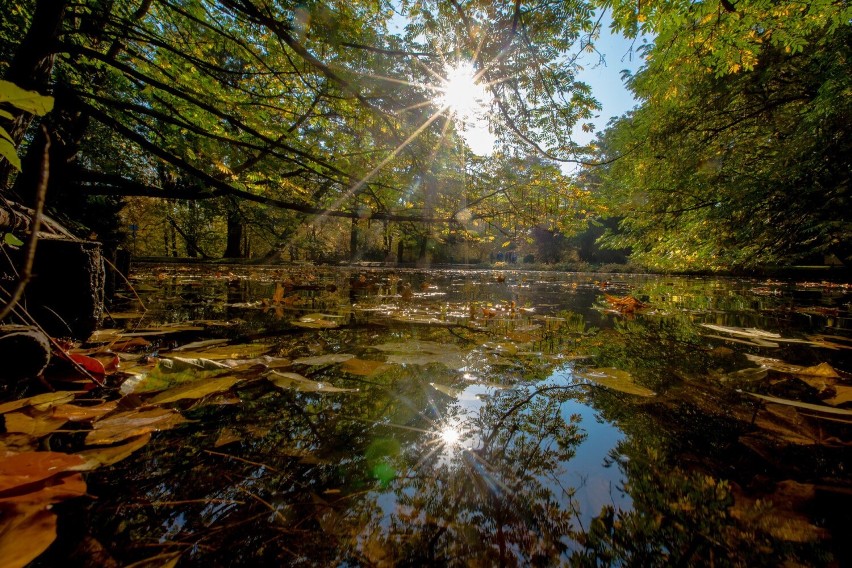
[590,0,852,271]
[1,0,611,256]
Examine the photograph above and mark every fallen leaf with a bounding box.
[149,375,243,404]
[293,353,355,366]
[171,338,230,352]
[0,471,87,506]
[51,401,119,422]
[372,341,467,369]
[85,408,188,445]
[340,358,390,376]
[159,357,233,372]
[266,371,358,393]
[0,392,76,415]
[746,393,852,417]
[576,368,656,397]
[0,506,58,568]
[3,413,67,438]
[214,428,242,448]
[66,352,107,377]
[0,452,86,492]
[825,385,852,407]
[74,433,152,471]
[0,433,37,457]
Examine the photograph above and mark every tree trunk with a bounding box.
[0,0,70,193]
[224,206,243,257]
[349,217,359,263]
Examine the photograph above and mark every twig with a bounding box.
[0,126,50,321]
[203,449,280,473]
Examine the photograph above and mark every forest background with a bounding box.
[1,0,849,273]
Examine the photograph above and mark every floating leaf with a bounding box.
[0,506,57,568]
[66,352,106,377]
[85,408,188,445]
[149,375,242,404]
[0,452,85,493]
[746,393,852,416]
[291,314,340,329]
[746,355,841,378]
[576,368,656,397]
[51,401,118,422]
[266,371,357,393]
[178,343,273,360]
[0,433,38,456]
[825,385,852,407]
[723,367,769,382]
[372,341,467,369]
[3,413,67,438]
[171,339,230,352]
[214,428,242,448]
[293,353,355,366]
[74,433,152,471]
[340,358,390,376]
[700,324,781,339]
[0,392,76,415]
[159,357,232,372]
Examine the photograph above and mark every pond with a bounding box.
[22,265,852,566]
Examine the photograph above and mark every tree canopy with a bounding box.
[1,0,849,268]
[591,0,851,271]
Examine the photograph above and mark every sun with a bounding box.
[439,62,489,121]
[436,61,496,154]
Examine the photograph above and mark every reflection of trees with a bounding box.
[354,385,587,566]
[572,437,832,567]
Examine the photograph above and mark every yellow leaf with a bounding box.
[85,408,188,445]
[74,433,152,471]
[149,375,242,404]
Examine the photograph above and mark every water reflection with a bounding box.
[37,266,851,566]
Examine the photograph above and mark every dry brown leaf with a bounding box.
[51,401,119,422]
[85,408,188,446]
[0,472,87,506]
[214,428,242,448]
[0,506,58,568]
[825,385,852,407]
[3,412,67,438]
[74,433,152,471]
[0,392,76,415]
[0,452,86,493]
[0,433,38,457]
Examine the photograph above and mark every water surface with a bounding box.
[40,265,852,566]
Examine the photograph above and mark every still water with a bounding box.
[41,265,852,566]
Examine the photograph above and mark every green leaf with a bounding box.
[2,233,23,247]
[0,136,21,171]
[0,80,54,115]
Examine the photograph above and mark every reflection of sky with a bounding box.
[439,371,631,531]
[550,367,631,524]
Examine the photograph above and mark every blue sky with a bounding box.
[572,14,646,145]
